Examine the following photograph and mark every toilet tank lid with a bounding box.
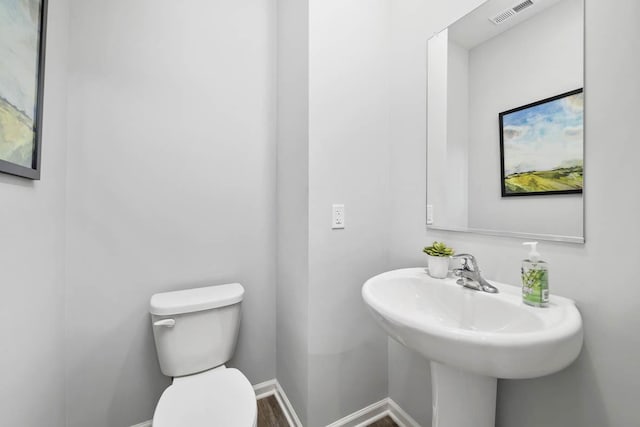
[150,283,244,316]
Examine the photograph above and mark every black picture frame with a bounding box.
[0,0,48,180]
[499,88,584,197]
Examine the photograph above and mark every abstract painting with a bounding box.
[499,89,584,197]
[0,0,48,180]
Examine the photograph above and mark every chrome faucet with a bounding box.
[451,254,499,293]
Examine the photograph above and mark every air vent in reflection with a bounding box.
[489,0,535,25]
[513,0,534,12]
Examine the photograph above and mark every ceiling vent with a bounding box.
[489,0,535,24]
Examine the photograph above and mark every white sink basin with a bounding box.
[362,268,583,427]
[362,268,582,379]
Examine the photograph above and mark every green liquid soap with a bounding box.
[521,242,549,308]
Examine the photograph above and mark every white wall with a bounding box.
[467,0,583,236]
[426,30,450,228]
[0,1,68,425]
[427,32,470,229]
[8,2,637,426]
[389,2,485,422]
[307,1,391,425]
[276,1,392,425]
[276,0,310,422]
[446,39,469,228]
[65,1,277,426]
[389,0,640,426]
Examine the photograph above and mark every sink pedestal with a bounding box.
[430,362,497,427]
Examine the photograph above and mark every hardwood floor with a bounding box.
[257,396,289,427]
[366,416,399,427]
[256,395,398,427]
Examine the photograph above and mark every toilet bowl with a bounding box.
[149,283,256,426]
[153,367,256,427]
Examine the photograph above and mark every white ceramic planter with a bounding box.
[427,255,450,278]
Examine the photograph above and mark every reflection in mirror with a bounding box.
[427,0,584,243]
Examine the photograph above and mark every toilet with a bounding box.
[149,283,257,427]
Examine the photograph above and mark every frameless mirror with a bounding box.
[427,0,584,243]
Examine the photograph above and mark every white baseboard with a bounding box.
[325,398,389,427]
[258,382,421,427]
[253,378,278,400]
[387,398,422,427]
[252,378,303,427]
[131,378,418,427]
[326,397,421,427]
[274,380,304,427]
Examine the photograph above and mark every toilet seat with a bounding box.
[153,368,257,427]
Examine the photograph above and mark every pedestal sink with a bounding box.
[362,268,583,427]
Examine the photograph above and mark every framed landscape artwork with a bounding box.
[0,0,48,180]
[499,88,584,197]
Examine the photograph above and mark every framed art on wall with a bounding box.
[499,88,584,197]
[0,0,48,180]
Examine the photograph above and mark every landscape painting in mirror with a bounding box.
[0,0,48,180]
[499,88,583,197]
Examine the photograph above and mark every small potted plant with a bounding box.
[423,241,455,279]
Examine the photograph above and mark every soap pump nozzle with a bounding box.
[523,241,540,263]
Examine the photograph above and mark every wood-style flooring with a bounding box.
[256,395,399,427]
[257,396,289,427]
[367,416,399,427]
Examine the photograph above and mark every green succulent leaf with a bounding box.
[422,241,455,257]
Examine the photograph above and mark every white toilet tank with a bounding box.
[150,283,244,377]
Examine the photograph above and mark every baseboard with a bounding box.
[325,398,389,427]
[131,378,418,427]
[253,378,278,400]
[252,378,303,427]
[261,384,421,427]
[387,398,422,427]
[274,380,304,427]
[325,398,422,427]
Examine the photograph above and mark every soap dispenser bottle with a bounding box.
[521,241,549,307]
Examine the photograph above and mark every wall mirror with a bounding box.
[427,0,584,243]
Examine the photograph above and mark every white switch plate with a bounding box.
[332,204,345,229]
[427,204,434,225]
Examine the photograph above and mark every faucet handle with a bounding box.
[452,253,477,270]
[452,253,475,260]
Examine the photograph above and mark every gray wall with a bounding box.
[389,0,640,426]
[0,0,68,425]
[65,0,277,425]
[6,2,638,427]
[276,1,392,425]
[446,38,470,228]
[467,0,583,236]
[307,1,391,425]
[276,0,310,423]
